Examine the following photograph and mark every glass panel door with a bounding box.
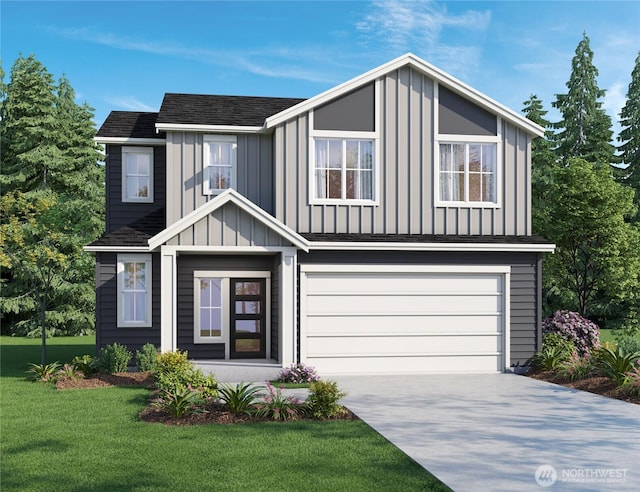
[230,278,266,358]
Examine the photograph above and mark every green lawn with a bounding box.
[0,336,449,492]
[600,328,640,344]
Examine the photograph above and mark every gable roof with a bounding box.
[155,93,305,132]
[265,53,544,137]
[148,188,309,251]
[96,111,166,141]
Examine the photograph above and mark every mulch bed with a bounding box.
[527,371,640,405]
[55,372,358,424]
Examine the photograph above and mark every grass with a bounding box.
[600,329,640,344]
[1,336,450,492]
[268,381,311,388]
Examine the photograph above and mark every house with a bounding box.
[86,53,554,375]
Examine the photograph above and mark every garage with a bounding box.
[300,265,510,375]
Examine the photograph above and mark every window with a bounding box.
[122,147,153,202]
[203,135,237,195]
[195,278,224,342]
[313,138,374,201]
[438,142,498,204]
[117,254,152,327]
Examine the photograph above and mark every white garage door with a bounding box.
[300,265,510,375]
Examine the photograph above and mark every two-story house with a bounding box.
[87,53,554,375]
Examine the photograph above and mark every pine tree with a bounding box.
[619,52,640,213]
[552,33,617,166]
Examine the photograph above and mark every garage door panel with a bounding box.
[308,355,503,375]
[306,294,502,315]
[306,315,502,335]
[307,334,503,356]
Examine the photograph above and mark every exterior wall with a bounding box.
[176,255,278,360]
[298,250,541,367]
[165,132,273,227]
[166,202,293,247]
[95,253,161,353]
[104,144,166,233]
[274,66,532,236]
[314,83,375,132]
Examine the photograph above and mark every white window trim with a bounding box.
[122,147,154,203]
[203,135,237,196]
[308,80,381,206]
[434,82,502,209]
[117,254,152,328]
[193,271,271,359]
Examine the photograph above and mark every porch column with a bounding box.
[279,248,298,366]
[160,246,177,352]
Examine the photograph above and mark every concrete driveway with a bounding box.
[334,373,640,491]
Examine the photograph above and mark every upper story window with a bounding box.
[122,147,153,203]
[439,142,497,204]
[314,138,374,201]
[117,254,152,328]
[204,135,237,195]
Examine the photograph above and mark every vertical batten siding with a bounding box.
[95,253,161,354]
[273,66,532,237]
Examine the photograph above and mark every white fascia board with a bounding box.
[307,241,556,253]
[148,189,310,252]
[83,245,151,253]
[265,52,544,138]
[154,123,264,134]
[93,137,166,145]
[300,264,511,274]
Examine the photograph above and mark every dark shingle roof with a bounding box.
[96,112,165,139]
[156,94,305,127]
[301,233,552,245]
[89,209,166,247]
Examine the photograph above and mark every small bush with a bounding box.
[595,347,640,386]
[600,340,617,352]
[72,355,99,377]
[557,351,593,381]
[616,337,640,357]
[621,366,640,397]
[218,382,262,415]
[136,343,159,372]
[155,368,218,398]
[57,363,82,381]
[276,363,320,384]
[155,350,191,375]
[543,311,600,356]
[153,387,207,417]
[307,380,346,419]
[98,343,133,373]
[533,343,571,372]
[253,381,303,421]
[26,361,61,382]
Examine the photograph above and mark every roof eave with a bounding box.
[154,123,265,134]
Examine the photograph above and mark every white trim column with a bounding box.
[279,248,298,366]
[160,246,177,352]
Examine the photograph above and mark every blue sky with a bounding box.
[2,1,639,132]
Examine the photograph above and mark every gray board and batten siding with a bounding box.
[95,253,161,353]
[165,132,274,226]
[273,66,532,237]
[298,250,543,368]
[105,144,166,234]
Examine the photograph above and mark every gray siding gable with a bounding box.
[439,86,497,136]
[314,83,375,132]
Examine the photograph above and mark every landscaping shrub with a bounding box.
[276,363,320,384]
[72,354,99,376]
[136,343,158,372]
[616,336,640,356]
[155,350,191,375]
[57,363,82,381]
[621,366,640,397]
[557,351,593,381]
[595,347,640,386]
[153,386,207,417]
[542,310,600,356]
[155,367,218,398]
[307,380,346,419]
[218,382,262,415]
[98,343,133,373]
[533,334,574,371]
[26,361,61,382]
[253,381,303,421]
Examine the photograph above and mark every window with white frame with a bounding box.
[313,138,375,201]
[117,254,152,327]
[195,277,225,341]
[122,147,153,202]
[438,142,498,205]
[203,135,237,195]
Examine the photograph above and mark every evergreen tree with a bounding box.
[619,52,640,213]
[552,33,617,166]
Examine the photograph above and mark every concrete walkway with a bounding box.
[333,373,640,492]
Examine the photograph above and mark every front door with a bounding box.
[230,278,266,359]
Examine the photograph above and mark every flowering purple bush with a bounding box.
[276,363,320,384]
[542,310,600,356]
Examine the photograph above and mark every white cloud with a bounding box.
[604,82,626,122]
[105,96,156,112]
